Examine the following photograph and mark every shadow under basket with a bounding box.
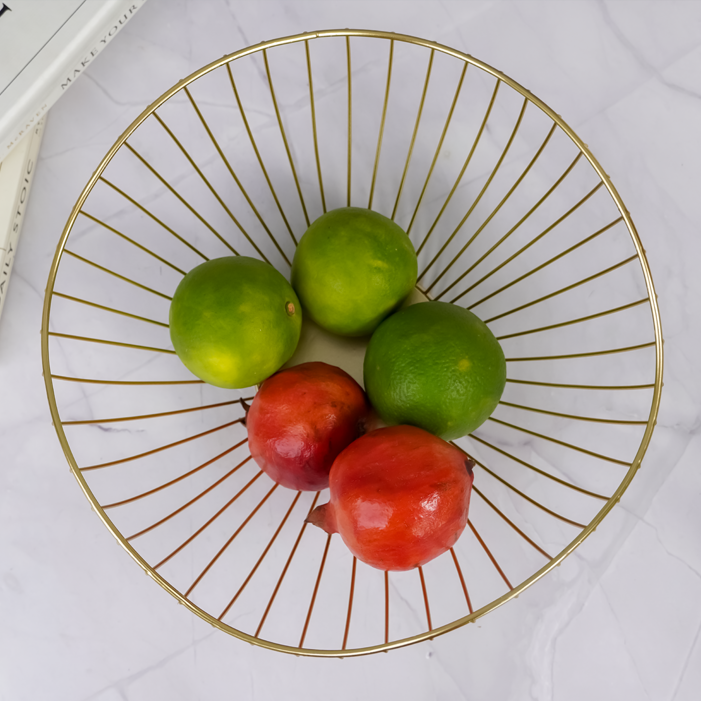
[41,29,662,657]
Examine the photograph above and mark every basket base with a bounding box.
[283,286,429,387]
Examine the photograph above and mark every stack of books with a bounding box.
[0,0,148,328]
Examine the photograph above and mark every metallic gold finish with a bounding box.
[391,49,434,221]
[83,419,245,471]
[152,107,275,266]
[263,49,310,228]
[299,533,332,648]
[423,97,529,290]
[484,255,639,323]
[226,63,297,245]
[255,492,321,638]
[406,62,468,236]
[100,177,209,261]
[468,433,609,501]
[488,417,631,466]
[472,458,587,529]
[62,398,245,426]
[124,142,240,257]
[468,520,513,590]
[418,566,433,631]
[473,486,552,560]
[52,291,169,328]
[186,483,279,598]
[147,463,258,558]
[368,40,394,210]
[495,298,650,340]
[48,330,175,356]
[416,79,501,257]
[51,374,203,385]
[42,29,663,658]
[498,400,648,425]
[449,548,473,614]
[80,210,187,275]
[63,249,173,300]
[342,557,358,650]
[219,491,303,621]
[305,41,327,214]
[102,440,247,508]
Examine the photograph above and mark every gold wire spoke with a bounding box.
[418,566,433,632]
[99,177,210,261]
[150,108,274,265]
[449,548,473,614]
[141,460,258,553]
[62,249,174,300]
[495,298,650,340]
[406,62,469,237]
[450,175,605,306]
[415,78,501,257]
[304,40,327,214]
[52,291,169,328]
[504,340,656,363]
[497,399,649,426]
[421,97,530,290]
[262,48,310,228]
[391,48,435,221]
[225,63,298,245]
[255,492,321,638]
[299,533,333,648]
[463,216,623,309]
[427,121,559,297]
[368,39,395,211]
[218,490,303,621]
[505,377,655,391]
[487,416,631,466]
[122,141,240,257]
[82,419,246,471]
[180,88,292,266]
[483,255,640,324]
[185,482,280,598]
[101,441,248,510]
[471,457,587,529]
[41,30,663,657]
[47,330,175,356]
[467,433,610,501]
[342,557,358,650]
[79,210,187,275]
[51,375,204,386]
[61,398,247,426]
[468,519,513,590]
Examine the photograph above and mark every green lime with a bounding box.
[363,301,506,440]
[291,207,418,337]
[169,256,302,389]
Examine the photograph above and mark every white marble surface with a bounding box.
[2,1,700,699]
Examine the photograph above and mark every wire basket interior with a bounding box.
[41,30,662,657]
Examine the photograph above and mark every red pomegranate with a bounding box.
[307,425,475,571]
[246,362,371,491]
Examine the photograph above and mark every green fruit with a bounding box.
[291,207,418,336]
[363,301,506,440]
[169,256,302,389]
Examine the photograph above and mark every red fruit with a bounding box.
[246,362,371,491]
[307,425,474,571]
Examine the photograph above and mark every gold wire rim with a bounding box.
[40,28,664,658]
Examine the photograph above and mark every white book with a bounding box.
[0,0,148,160]
[0,114,45,330]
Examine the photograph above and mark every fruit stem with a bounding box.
[305,502,338,534]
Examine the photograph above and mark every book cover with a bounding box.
[0,115,46,330]
[0,0,147,160]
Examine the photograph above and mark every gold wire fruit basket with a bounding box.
[41,29,662,657]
